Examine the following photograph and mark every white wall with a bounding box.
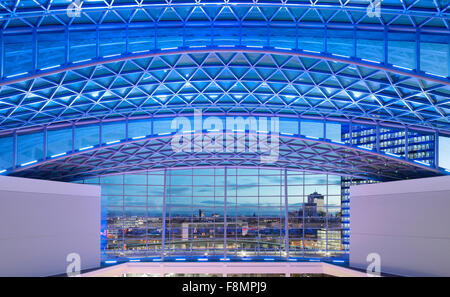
[350,175,450,277]
[0,176,101,277]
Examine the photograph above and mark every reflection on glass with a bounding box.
[78,168,345,260]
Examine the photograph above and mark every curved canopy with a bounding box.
[9,132,441,181]
[0,1,448,181]
[0,50,449,134]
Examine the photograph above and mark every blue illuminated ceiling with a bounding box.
[1,50,449,133]
[0,0,449,180]
[0,1,448,30]
[10,132,440,181]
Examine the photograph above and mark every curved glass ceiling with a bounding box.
[0,1,448,181]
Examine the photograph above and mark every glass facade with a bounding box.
[77,168,344,261]
[2,18,449,79]
[340,125,437,250]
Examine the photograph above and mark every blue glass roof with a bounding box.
[0,1,448,180]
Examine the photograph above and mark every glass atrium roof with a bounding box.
[0,0,448,180]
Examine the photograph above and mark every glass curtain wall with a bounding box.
[78,167,344,261]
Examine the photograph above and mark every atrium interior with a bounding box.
[0,0,449,277]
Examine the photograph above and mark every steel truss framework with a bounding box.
[0,1,448,182]
[0,0,447,262]
[1,2,450,81]
[10,131,441,181]
[0,1,449,30]
[1,50,449,134]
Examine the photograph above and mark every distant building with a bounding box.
[317,229,341,252]
[304,192,325,217]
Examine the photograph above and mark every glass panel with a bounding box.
[128,27,156,52]
[356,30,384,62]
[301,121,324,138]
[0,136,13,170]
[280,118,299,135]
[388,31,416,70]
[74,125,100,149]
[70,30,97,62]
[47,128,72,157]
[17,132,43,165]
[327,29,353,57]
[4,34,33,76]
[269,26,296,49]
[185,26,212,47]
[128,120,151,139]
[241,26,268,47]
[421,33,449,77]
[157,27,183,49]
[213,26,240,45]
[326,122,342,142]
[99,29,126,56]
[38,31,65,69]
[298,28,325,52]
[102,122,126,144]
